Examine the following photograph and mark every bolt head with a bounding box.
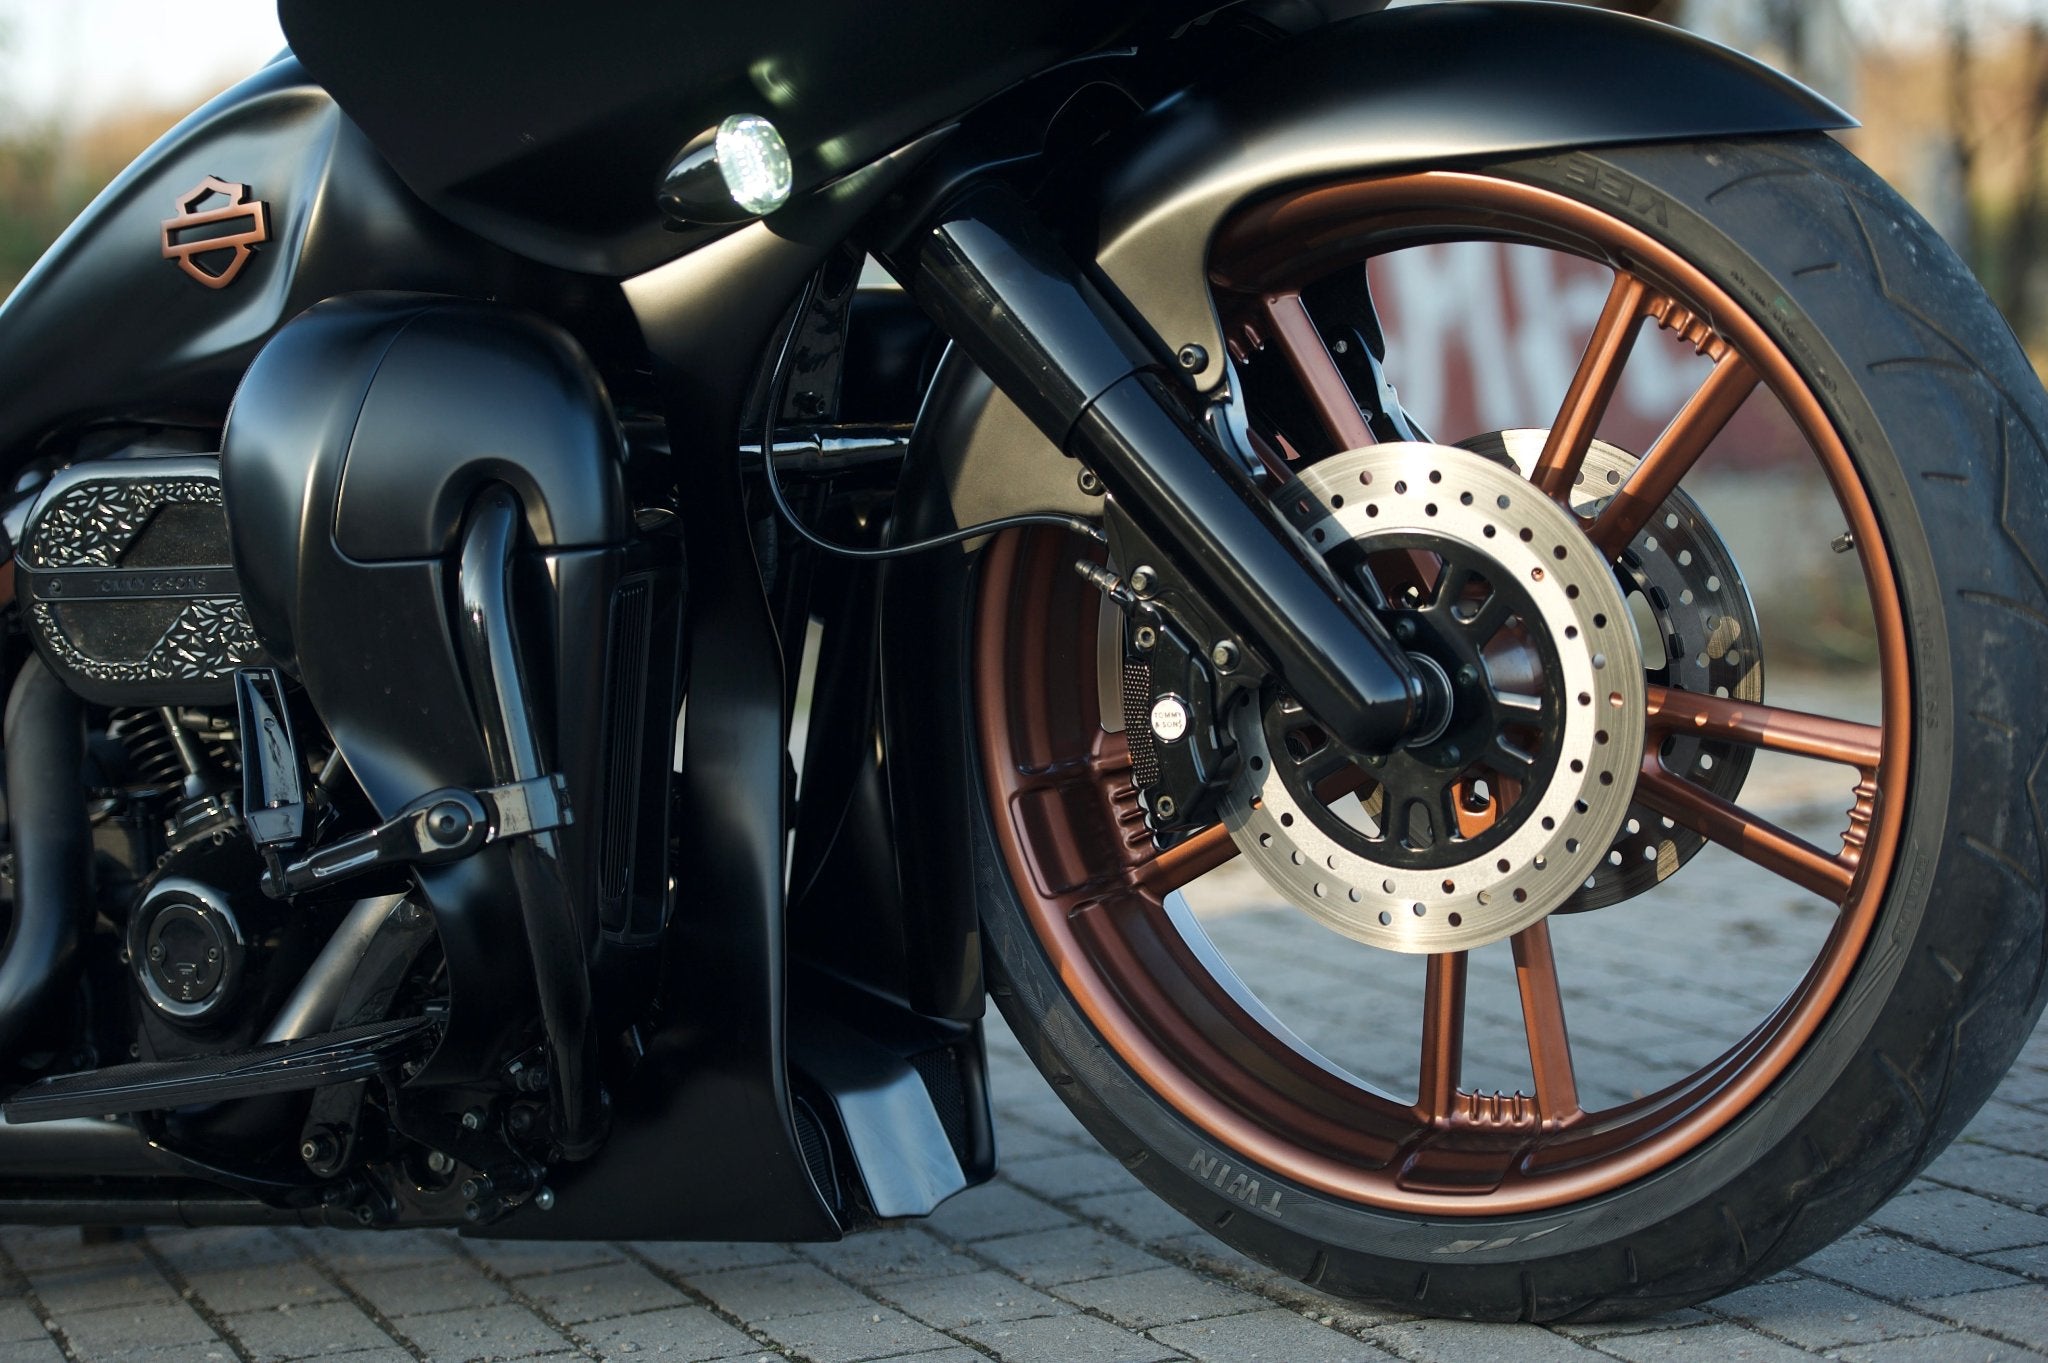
[1392,618,1417,642]
[426,1150,454,1175]
[299,1140,321,1162]
[1154,794,1178,820]
[1176,343,1209,371]
[1133,625,1158,652]
[1129,565,1158,596]
[1210,640,1239,671]
[1076,466,1103,496]
[1455,663,1480,687]
[461,1109,483,1130]
[534,1187,557,1212]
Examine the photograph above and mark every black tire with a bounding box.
[973,134,2048,1320]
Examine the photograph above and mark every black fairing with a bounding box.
[275,0,1187,275]
[0,58,633,474]
[221,295,678,1081]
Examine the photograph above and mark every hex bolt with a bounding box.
[1154,794,1179,820]
[1076,466,1104,496]
[534,1187,558,1212]
[461,1176,489,1200]
[461,1108,485,1131]
[1176,343,1209,372]
[463,1201,483,1222]
[353,1205,375,1227]
[425,1150,454,1176]
[1129,565,1159,597]
[299,1134,336,1166]
[1210,640,1240,672]
[1133,625,1158,652]
[427,804,470,846]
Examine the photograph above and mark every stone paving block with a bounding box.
[995,1124,1085,1162]
[1961,1103,2048,1160]
[629,1240,799,1278]
[1836,1332,2047,1363]
[1709,1276,1949,1349]
[575,1304,762,1360]
[1368,1319,1612,1362]
[1991,1066,2048,1110]
[0,1338,67,1363]
[1799,1230,2024,1301]
[921,1184,1073,1243]
[1051,1265,1263,1330]
[1598,1321,1832,1362]
[1002,1150,1144,1201]
[57,1300,220,1361]
[1925,1145,2048,1212]
[517,1260,690,1324]
[972,1225,1165,1286]
[0,1227,147,1273]
[1549,1309,1713,1340]
[392,1301,572,1360]
[1911,1285,2048,1352]
[873,1269,1069,1329]
[290,1229,459,1275]
[961,1311,1184,1363]
[862,1350,993,1363]
[1073,1190,1206,1245]
[183,1258,342,1316]
[683,1260,874,1323]
[760,1306,957,1363]
[146,1229,300,1274]
[1150,1308,1394,1362]
[1975,1241,2048,1277]
[224,1299,396,1362]
[24,1254,179,1315]
[462,1238,625,1278]
[1866,1188,2048,1255]
[796,1227,978,1285]
[0,1304,49,1345]
[347,1258,511,1319]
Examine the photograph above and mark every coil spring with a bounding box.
[107,709,184,787]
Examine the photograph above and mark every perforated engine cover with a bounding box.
[16,454,265,704]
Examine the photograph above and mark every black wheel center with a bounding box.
[1265,532,1566,870]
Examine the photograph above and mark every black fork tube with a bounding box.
[893,183,1421,754]
[0,656,90,1059]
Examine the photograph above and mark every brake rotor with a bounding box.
[1221,442,1644,954]
[1462,429,1762,911]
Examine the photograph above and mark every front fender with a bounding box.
[1097,0,1851,393]
[877,0,1849,1008]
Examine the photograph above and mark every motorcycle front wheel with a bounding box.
[971,135,2048,1319]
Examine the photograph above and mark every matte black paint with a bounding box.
[0,59,618,474]
[0,660,89,1062]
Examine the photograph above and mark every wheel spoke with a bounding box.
[1260,292,1373,451]
[1636,756,1856,902]
[1131,822,1239,897]
[1588,354,1759,559]
[1417,951,1468,1124]
[1510,920,1581,1126]
[1534,272,1653,500]
[1645,685,1880,771]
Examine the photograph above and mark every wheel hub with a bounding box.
[1223,442,1645,953]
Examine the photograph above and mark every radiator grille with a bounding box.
[1122,657,1158,790]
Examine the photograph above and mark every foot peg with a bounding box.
[258,776,570,898]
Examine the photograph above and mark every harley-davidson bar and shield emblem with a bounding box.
[160,177,270,289]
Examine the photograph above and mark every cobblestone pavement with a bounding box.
[5,679,2047,1362]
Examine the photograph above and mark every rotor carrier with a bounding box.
[1222,442,1645,953]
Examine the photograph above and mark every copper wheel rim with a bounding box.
[976,171,1911,1216]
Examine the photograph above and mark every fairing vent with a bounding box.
[596,577,652,936]
[1121,656,1158,790]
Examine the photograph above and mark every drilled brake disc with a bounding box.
[1221,442,1645,954]
[1462,430,1762,911]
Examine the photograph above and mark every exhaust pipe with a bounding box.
[0,655,90,1059]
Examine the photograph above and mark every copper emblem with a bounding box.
[160,177,270,289]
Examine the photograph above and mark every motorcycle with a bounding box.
[0,0,2041,1323]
